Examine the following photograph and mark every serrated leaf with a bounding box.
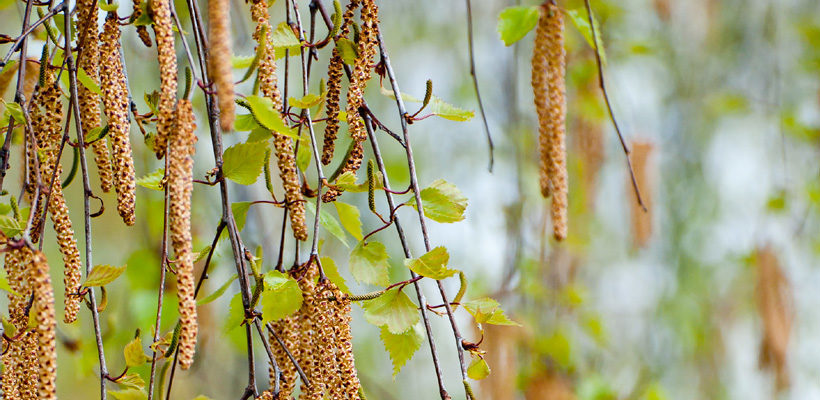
[136,168,164,191]
[0,214,22,237]
[242,95,299,139]
[117,373,145,390]
[222,142,268,185]
[84,264,127,287]
[197,275,238,305]
[408,179,468,223]
[231,202,252,232]
[567,9,607,65]
[123,337,150,367]
[363,287,419,334]
[404,246,458,280]
[334,201,363,241]
[349,240,389,286]
[336,38,358,64]
[108,389,148,400]
[467,358,490,380]
[380,323,423,377]
[235,114,261,131]
[497,6,539,46]
[1,101,25,126]
[462,297,520,326]
[289,92,325,109]
[306,201,348,247]
[320,256,349,294]
[261,271,303,321]
[271,22,301,49]
[428,97,474,121]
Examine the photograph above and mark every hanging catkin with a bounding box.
[169,99,198,369]
[151,0,178,158]
[268,318,298,397]
[323,0,378,203]
[532,6,551,198]
[2,248,40,399]
[30,250,57,400]
[250,0,307,241]
[77,0,114,194]
[132,0,153,46]
[535,2,567,241]
[327,283,361,399]
[293,263,325,400]
[101,14,137,225]
[208,0,235,131]
[321,0,359,165]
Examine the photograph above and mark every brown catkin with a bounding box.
[250,0,307,241]
[132,0,153,47]
[329,284,361,399]
[152,0,178,158]
[169,99,198,369]
[544,2,567,241]
[2,248,39,399]
[30,251,57,400]
[268,318,298,397]
[101,15,137,225]
[532,8,551,198]
[208,0,235,131]
[628,141,653,248]
[255,391,274,400]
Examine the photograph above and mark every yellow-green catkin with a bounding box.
[323,0,378,203]
[169,99,198,369]
[321,0,359,166]
[542,2,567,241]
[101,14,137,225]
[151,0,178,158]
[208,0,235,131]
[250,0,307,241]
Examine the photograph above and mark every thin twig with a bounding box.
[464,0,494,172]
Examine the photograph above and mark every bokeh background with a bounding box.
[2,0,820,398]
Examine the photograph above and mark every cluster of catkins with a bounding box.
[532,1,568,241]
[268,262,362,399]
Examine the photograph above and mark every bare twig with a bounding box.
[464,0,494,172]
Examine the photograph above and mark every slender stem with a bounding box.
[464,0,494,172]
[64,7,109,399]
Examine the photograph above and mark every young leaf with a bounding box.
[242,95,299,138]
[197,275,239,305]
[296,136,312,172]
[0,214,22,237]
[462,297,520,326]
[77,66,102,95]
[222,142,268,185]
[467,357,491,380]
[223,293,244,332]
[117,374,146,390]
[335,38,358,64]
[108,389,148,400]
[136,168,165,191]
[497,6,539,46]
[84,265,127,287]
[260,271,303,321]
[231,55,256,69]
[404,246,458,280]
[123,337,150,367]
[380,323,423,377]
[231,202,252,232]
[428,97,475,121]
[320,256,349,294]
[306,201,348,247]
[335,201,363,241]
[349,240,390,286]
[271,22,301,49]
[84,125,107,143]
[566,9,607,65]
[408,179,468,223]
[289,92,325,109]
[235,114,261,131]
[363,287,419,334]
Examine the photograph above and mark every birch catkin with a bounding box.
[2,248,41,399]
[169,99,198,369]
[532,7,551,198]
[101,14,137,225]
[30,251,57,400]
[152,0,178,158]
[250,0,307,241]
[268,318,298,398]
[208,0,235,131]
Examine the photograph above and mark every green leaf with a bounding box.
[84,264,127,287]
[197,275,238,305]
[248,127,272,142]
[136,168,164,191]
[231,55,256,69]
[319,256,349,294]
[380,323,423,377]
[271,22,301,49]
[408,179,468,223]
[497,6,539,46]
[1,101,25,126]
[296,137,311,172]
[567,9,607,65]
[77,66,102,95]
[192,396,213,400]
[222,142,268,185]
[334,201,363,241]
[84,125,107,143]
[123,336,150,367]
[467,357,490,380]
[349,240,389,286]
[223,293,244,332]
[0,214,22,237]
[99,1,119,11]
[363,287,419,334]
[428,97,474,121]
[404,246,458,280]
[231,201,252,232]
[462,297,520,326]
[0,269,17,296]
[241,95,300,139]
[335,38,358,64]
[108,389,148,400]
[306,201,348,247]
[260,271,303,321]
[132,1,152,25]
[289,92,325,109]
[235,114,261,131]
[117,374,146,390]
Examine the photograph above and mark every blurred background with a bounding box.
[3,0,820,398]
